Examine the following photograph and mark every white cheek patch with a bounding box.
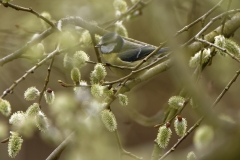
[101,43,117,54]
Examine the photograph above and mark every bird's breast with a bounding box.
[102,53,132,66]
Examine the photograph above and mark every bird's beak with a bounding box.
[95,44,101,48]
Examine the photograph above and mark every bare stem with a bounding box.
[104,53,170,85]
[0,48,59,99]
[221,0,232,34]
[211,69,240,109]
[114,131,142,160]
[90,33,102,63]
[159,117,204,160]
[196,38,240,63]
[174,0,226,37]
[0,1,56,29]
[38,53,56,105]
[46,132,74,160]
[0,43,80,99]
[183,9,240,47]
[102,0,150,29]
[58,80,91,88]
[154,98,190,128]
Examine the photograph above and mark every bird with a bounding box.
[95,32,168,77]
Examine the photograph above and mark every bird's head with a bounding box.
[95,32,124,54]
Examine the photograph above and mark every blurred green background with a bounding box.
[1,0,240,159]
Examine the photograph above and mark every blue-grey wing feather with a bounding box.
[118,46,168,62]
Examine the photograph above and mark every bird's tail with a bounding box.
[157,47,169,54]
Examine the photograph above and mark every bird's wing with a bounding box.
[118,46,168,62]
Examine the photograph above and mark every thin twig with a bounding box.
[159,117,204,160]
[0,44,79,99]
[174,0,226,37]
[102,0,150,29]
[90,33,102,63]
[183,9,240,47]
[154,98,190,128]
[0,1,56,29]
[104,53,170,85]
[0,27,54,66]
[195,11,230,38]
[38,52,57,104]
[211,69,240,109]
[221,0,232,34]
[0,49,59,99]
[46,132,74,160]
[1,137,9,143]
[114,131,142,160]
[196,38,240,63]
[58,80,91,88]
[86,60,132,70]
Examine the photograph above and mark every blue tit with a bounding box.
[96,32,168,77]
